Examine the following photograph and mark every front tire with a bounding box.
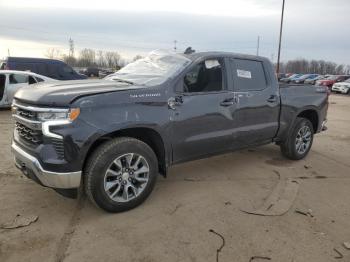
[280,117,314,160]
[84,137,158,212]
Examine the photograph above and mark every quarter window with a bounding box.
[184,59,223,93]
[232,59,267,91]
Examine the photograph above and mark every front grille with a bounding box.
[51,138,65,159]
[17,108,37,121]
[15,122,43,145]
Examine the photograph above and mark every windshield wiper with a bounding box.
[111,78,135,85]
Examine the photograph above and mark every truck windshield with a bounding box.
[105,50,191,86]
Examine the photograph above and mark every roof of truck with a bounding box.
[183,51,270,62]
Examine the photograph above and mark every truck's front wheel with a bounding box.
[280,117,314,160]
[84,137,158,212]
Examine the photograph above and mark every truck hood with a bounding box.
[14,80,146,106]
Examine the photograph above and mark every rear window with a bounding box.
[9,74,29,84]
[231,59,267,91]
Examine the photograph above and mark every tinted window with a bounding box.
[47,64,60,78]
[9,74,29,84]
[0,74,5,100]
[35,77,44,82]
[63,65,74,74]
[184,59,223,93]
[35,63,48,75]
[232,59,267,91]
[13,62,35,72]
[28,76,37,85]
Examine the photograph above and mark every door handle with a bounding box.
[267,95,277,103]
[220,97,236,107]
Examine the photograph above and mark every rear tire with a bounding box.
[280,117,314,160]
[84,137,158,212]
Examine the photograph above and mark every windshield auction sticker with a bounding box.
[237,69,252,79]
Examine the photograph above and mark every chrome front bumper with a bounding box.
[12,142,81,189]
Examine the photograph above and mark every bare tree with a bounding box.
[96,50,106,68]
[278,58,349,75]
[105,51,121,69]
[44,48,61,59]
[78,48,96,67]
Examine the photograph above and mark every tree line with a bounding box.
[44,41,142,69]
[278,59,350,75]
[45,40,349,74]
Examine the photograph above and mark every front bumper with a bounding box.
[12,142,81,189]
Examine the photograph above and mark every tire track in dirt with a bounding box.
[55,194,85,262]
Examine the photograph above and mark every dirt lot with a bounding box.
[0,95,349,262]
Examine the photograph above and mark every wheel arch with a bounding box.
[83,127,168,177]
[296,108,319,133]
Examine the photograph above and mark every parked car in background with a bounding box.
[0,70,56,107]
[316,75,350,88]
[277,73,288,81]
[1,57,87,81]
[291,74,319,84]
[80,67,100,77]
[99,68,115,78]
[280,74,303,83]
[305,75,325,85]
[331,78,350,94]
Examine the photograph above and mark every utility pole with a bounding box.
[256,36,260,56]
[7,48,10,56]
[174,40,177,52]
[276,0,286,74]
[69,38,75,57]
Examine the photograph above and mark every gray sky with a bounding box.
[0,0,349,64]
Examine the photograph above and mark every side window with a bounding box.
[35,63,48,76]
[13,63,34,72]
[47,64,59,78]
[9,74,29,84]
[232,59,267,91]
[184,59,223,93]
[0,74,6,100]
[28,76,37,85]
[62,65,74,74]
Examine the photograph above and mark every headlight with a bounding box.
[37,108,80,122]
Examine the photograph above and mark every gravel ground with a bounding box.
[0,94,349,262]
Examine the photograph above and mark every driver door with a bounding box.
[171,58,237,163]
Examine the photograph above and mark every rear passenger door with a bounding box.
[229,58,280,146]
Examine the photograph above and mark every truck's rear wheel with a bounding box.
[84,137,158,212]
[280,117,314,160]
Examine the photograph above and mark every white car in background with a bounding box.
[332,78,350,94]
[0,70,56,107]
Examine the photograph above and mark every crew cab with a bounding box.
[11,50,328,212]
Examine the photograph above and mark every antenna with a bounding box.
[174,40,177,52]
[256,36,260,56]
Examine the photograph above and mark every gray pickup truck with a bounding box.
[12,50,328,212]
